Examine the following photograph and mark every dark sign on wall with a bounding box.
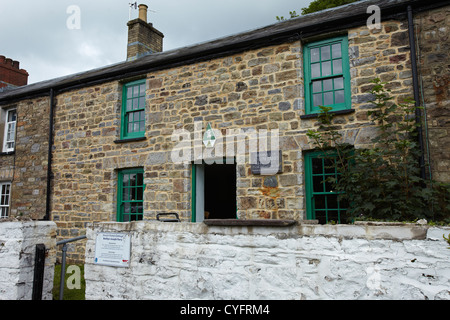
[250,150,282,175]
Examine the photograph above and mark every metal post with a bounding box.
[32,244,46,300]
[56,235,86,300]
[59,244,67,300]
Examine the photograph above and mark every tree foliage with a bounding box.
[301,0,360,15]
[276,0,360,21]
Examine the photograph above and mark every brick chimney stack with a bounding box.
[127,4,164,61]
[0,55,29,90]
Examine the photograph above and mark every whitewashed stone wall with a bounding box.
[85,221,450,300]
[0,221,57,300]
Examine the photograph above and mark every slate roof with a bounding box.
[0,0,446,104]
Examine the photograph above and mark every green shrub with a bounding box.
[307,78,450,224]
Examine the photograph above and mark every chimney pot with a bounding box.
[138,4,148,23]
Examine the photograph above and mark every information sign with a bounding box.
[94,232,131,267]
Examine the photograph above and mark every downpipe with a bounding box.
[407,5,426,181]
[44,88,55,221]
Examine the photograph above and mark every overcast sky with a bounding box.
[0,0,312,84]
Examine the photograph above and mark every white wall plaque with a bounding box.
[94,232,131,267]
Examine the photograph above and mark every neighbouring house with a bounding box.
[0,0,448,263]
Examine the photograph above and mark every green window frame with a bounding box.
[121,80,146,139]
[303,36,351,115]
[117,168,145,222]
[304,151,348,224]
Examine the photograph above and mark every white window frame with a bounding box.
[3,109,17,153]
[0,182,11,219]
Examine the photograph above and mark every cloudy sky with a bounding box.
[1,0,312,84]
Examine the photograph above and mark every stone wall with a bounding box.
[84,221,450,300]
[415,5,450,182]
[50,18,423,262]
[0,221,57,300]
[0,97,50,220]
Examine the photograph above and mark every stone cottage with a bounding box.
[0,0,448,262]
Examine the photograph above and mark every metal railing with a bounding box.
[56,235,87,300]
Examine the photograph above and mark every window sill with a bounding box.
[114,137,147,144]
[203,219,297,227]
[300,108,355,119]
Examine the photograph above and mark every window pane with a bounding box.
[324,158,336,173]
[133,98,139,110]
[136,188,143,201]
[127,87,133,98]
[325,179,334,192]
[323,79,333,91]
[139,97,145,108]
[332,43,341,59]
[123,188,130,201]
[328,194,338,209]
[335,90,345,104]
[312,158,323,174]
[333,59,342,74]
[130,173,137,186]
[321,46,331,60]
[130,203,138,213]
[327,210,339,223]
[312,81,322,93]
[8,110,16,122]
[313,176,324,192]
[322,61,331,77]
[324,91,334,105]
[315,211,327,225]
[139,84,146,95]
[315,195,326,209]
[126,100,132,111]
[7,123,15,141]
[334,77,344,90]
[313,93,322,107]
[311,48,320,63]
[133,86,139,97]
[311,63,321,78]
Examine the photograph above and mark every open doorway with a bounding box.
[192,160,237,222]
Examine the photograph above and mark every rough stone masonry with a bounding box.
[84,221,450,300]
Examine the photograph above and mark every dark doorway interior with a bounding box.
[204,163,236,219]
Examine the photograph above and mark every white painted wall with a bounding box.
[85,221,450,300]
[0,221,57,300]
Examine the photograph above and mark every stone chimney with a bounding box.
[0,55,29,90]
[127,4,164,61]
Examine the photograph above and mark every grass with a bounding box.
[52,264,86,300]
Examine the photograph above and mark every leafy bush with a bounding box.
[307,78,450,224]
